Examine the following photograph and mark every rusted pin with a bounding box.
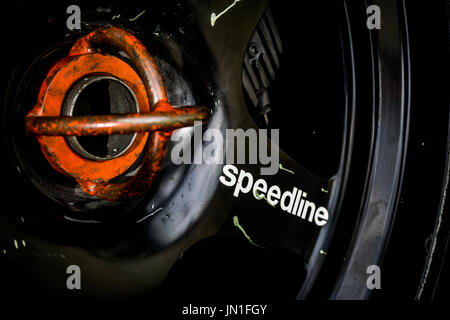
[26,105,209,136]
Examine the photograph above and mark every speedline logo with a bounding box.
[219,164,329,227]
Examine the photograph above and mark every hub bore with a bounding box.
[63,76,139,160]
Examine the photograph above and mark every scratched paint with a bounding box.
[136,207,164,223]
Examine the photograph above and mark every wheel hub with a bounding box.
[25,26,209,201]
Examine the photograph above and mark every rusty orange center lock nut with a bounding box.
[25,27,209,201]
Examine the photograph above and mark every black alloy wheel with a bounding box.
[0,0,448,303]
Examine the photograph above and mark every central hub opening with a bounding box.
[63,76,139,160]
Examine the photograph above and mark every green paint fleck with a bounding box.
[2,249,6,254]
[20,216,25,223]
[129,10,146,22]
[321,187,329,194]
[254,191,275,207]
[112,14,121,20]
[233,216,265,249]
[255,190,264,200]
[210,13,217,26]
[279,163,295,175]
[13,239,18,250]
[211,0,243,27]
[320,250,327,255]
[22,240,26,247]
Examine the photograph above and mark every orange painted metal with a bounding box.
[27,53,151,182]
[25,27,209,201]
[26,104,209,136]
[69,26,167,108]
